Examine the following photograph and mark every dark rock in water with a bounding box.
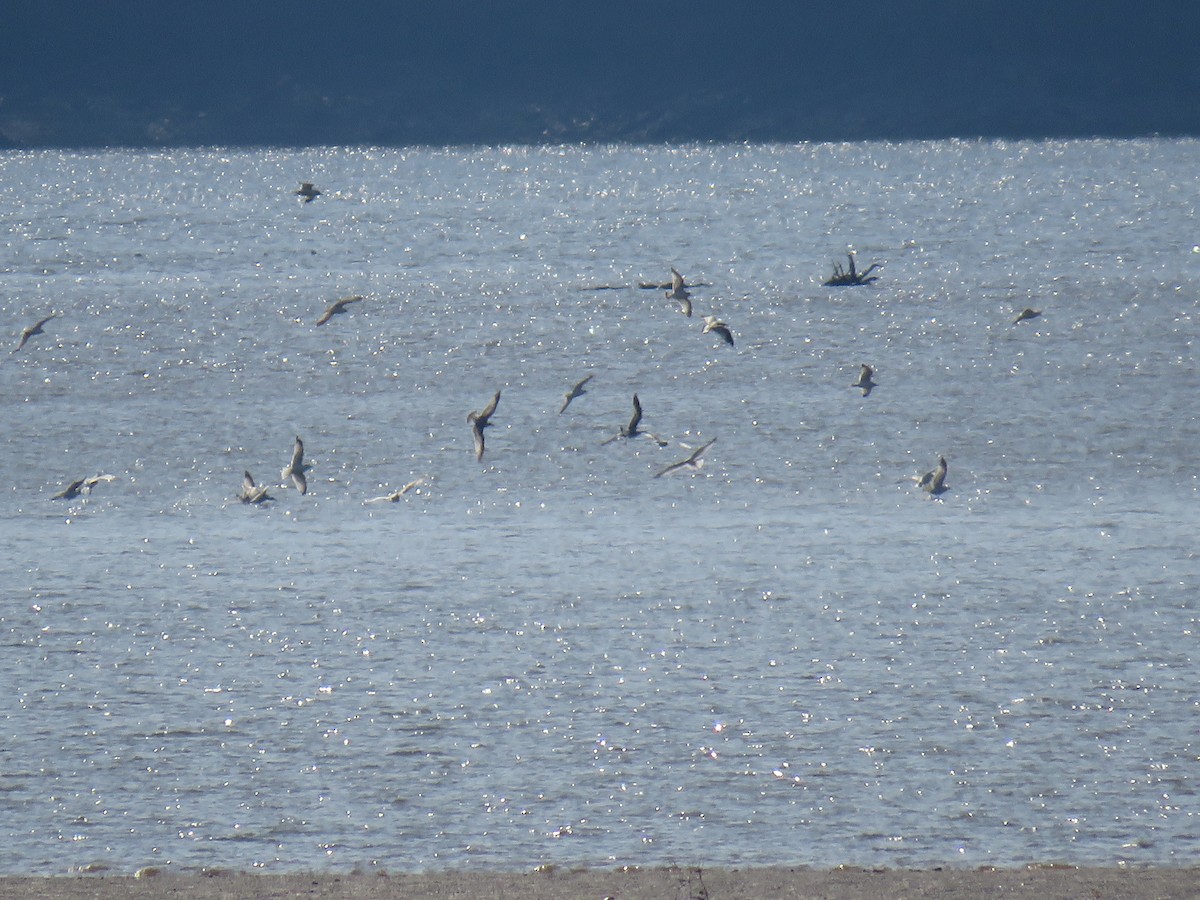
[824,254,881,286]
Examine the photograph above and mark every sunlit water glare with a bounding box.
[1,140,1198,874]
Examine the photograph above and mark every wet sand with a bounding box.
[0,866,1197,899]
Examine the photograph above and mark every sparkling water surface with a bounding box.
[1,140,1199,874]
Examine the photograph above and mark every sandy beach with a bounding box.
[0,866,1197,899]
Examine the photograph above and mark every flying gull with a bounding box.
[1013,307,1042,325]
[239,471,273,504]
[280,435,310,494]
[560,374,594,414]
[665,267,692,316]
[51,474,117,500]
[917,456,948,496]
[702,315,735,347]
[315,295,363,326]
[851,364,877,397]
[468,390,501,461]
[654,437,717,478]
[296,182,322,203]
[365,477,427,503]
[14,313,58,353]
[602,393,668,446]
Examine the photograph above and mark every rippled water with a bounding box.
[1,140,1199,874]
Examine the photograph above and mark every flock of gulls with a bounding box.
[9,180,1049,508]
[657,266,736,347]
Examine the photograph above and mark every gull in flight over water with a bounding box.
[468,390,501,461]
[560,374,594,413]
[1013,307,1042,325]
[295,182,322,203]
[602,393,668,446]
[315,295,363,326]
[280,436,310,494]
[654,437,717,478]
[14,313,59,353]
[665,267,692,316]
[239,471,273,505]
[916,456,949,496]
[851,364,877,397]
[51,474,117,500]
[702,315,735,347]
[365,477,427,503]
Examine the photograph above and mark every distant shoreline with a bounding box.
[4,134,1199,154]
[1,866,1197,900]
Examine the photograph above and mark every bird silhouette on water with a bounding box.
[239,471,273,505]
[295,182,322,203]
[702,315,734,347]
[316,296,362,325]
[665,267,692,317]
[281,436,310,494]
[917,456,949,496]
[468,390,501,461]
[602,393,668,446]
[851,364,877,397]
[365,477,427,503]
[51,474,117,500]
[560,374,594,413]
[14,313,58,353]
[654,438,717,478]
